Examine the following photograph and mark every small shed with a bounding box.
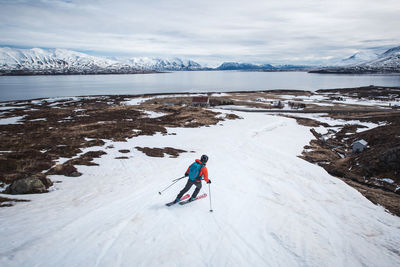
[192,97,209,107]
[352,139,368,153]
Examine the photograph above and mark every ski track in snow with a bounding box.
[1,111,400,267]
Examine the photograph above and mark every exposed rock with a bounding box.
[37,174,54,188]
[6,178,47,194]
[48,164,82,177]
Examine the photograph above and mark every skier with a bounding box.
[172,155,211,203]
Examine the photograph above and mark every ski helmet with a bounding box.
[200,154,208,164]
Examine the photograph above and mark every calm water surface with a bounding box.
[1,71,400,101]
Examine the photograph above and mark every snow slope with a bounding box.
[0,111,399,267]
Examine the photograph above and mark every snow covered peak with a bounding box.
[341,51,379,65]
[315,45,400,72]
[123,56,202,71]
[381,46,400,57]
[0,47,203,74]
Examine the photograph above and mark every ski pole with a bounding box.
[158,176,185,195]
[172,176,186,182]
[208,183,213,212]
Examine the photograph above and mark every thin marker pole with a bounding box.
[209,183,213,212]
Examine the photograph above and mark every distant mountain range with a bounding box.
[215,62,309,71]
[310,46,400,74]
[0,47,204,75]
[0,46,399,75]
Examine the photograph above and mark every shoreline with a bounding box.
[2,68,400,76]
[1,85,399,104]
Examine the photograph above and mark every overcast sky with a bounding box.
[0,0,399,66]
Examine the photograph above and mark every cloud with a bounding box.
[0,0,399,65]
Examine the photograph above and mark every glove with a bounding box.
[185,173,188,177]
[207,179,211,184]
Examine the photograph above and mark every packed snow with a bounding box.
[0,116,25,125]
[0,111,399,267]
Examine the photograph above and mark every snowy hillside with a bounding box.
[216,62,276,70]
[340,51,379,66]
[0,109,399,266]
[123,57,202,71]
[312,46,400,73]
[358,46,400,70]
[0,47,203,74]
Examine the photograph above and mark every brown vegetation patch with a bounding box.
[317,86,400,101]
[135,147,187,158]
[64,150,107,166]
[115,156,129,159]
[286,116,330,127]
[225,114,241,120]
[119,149,130,153]
[47,164,82,177]
[0,196,30,207]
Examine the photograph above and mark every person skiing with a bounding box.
[172,155,211,203]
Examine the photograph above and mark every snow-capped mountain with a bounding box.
[340,51,379,66]
[358,46,400,70]
[122,57,202,71]
[311,46,400,73]
[381,46,400,57]
[215,62,310,71]
[216,62,276,70]
[0,47,203,75]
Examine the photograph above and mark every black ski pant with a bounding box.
[177,179,202,199]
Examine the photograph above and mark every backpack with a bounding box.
[188,162,204,181]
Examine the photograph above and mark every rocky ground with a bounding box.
[1,86,399,216]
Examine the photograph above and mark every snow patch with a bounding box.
[0,115,25,125]
[141,110,166,118]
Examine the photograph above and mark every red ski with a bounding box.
[165,194,190,206]
[179,193,207,205]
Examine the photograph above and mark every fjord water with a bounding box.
[1,71,400,101]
